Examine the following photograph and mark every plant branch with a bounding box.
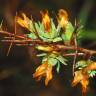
[63,53,84,56]
[0,31,30,39]
[2,39,96,55]
[0,31,96,56]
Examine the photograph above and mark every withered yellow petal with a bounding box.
[45,65,53,86]
[58,9,68,27]
[40,10,51,32]
[80,79,89,94]
[33,61,53,86]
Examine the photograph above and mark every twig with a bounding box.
[72,21,79,76]
[55,45,96,55]
[63,53,84,56]
[0,31,30,39]
[72,35,78,76]
[2,39,96,56]
[1,31,96,56]
[7,14,17,56]
[1,39,45,44]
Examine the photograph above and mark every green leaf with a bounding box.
[27,33,37,39]
[29,20,35,32]
[50,19,59,38]
[35,22,49,41]
[49,53,57,58]
[56,25,61,32]
[34,22,40,31]
[75,60,93,69]
[51,19,56,30]
[37,53,47,57]
[62,22,74,42]
[42,57,47,63]
[56,56,67,65]
[53,37,62,42]
[48,57,58,66]
[34,19,60,42]
[56,61,60,73]
[75,60,87,69]
[35,22,51,42]
[88,70,96,77]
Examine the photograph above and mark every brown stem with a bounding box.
[56,45,96,55]
[1,39,96,55]
[0,31,30,39]
[1,39,45,45]
[72,34,78,76]
[1,31,96,56]
[63,53,84,56]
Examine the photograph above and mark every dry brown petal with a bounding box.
[40,10,51,32]
[72,70,89,96]
[45,65,53,85]
[58,9,68,27]
[80,79,89,95]
[33,61,53,86]
[84,62,96,72]
[72,71,84,86]
[17,13,32,32]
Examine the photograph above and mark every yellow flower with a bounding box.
[72,70,89,95]
[33,61,53,85]
[80,78,89,95]
[58,9,68,27]
[72,62,96,95]
[85,62,96,71]
[40,10,51,32]
[17,13,31,32]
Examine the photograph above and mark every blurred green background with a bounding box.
[0,0,96,96]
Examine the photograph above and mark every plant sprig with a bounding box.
[0,9,96,96]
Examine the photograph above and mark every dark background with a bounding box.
[0,0,96,96]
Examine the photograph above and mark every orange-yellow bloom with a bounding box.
[72,62,96,95]
[72,70,89,95]
[33,61,53,85]
[58,9,68,27]
[85,62,96,71]
[17,13,31,32]
[40,10,51,32]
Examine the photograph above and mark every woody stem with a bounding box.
[0,31,96,56]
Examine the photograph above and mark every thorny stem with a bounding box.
[63,53,84,56]
[0,31,96,56]
[72,22,79,76]
[72,35,78,76]
[0,31,31,39]
[1,40,96,56]
[7,14,17,56]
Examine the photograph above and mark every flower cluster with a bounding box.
[10,9,96,96]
